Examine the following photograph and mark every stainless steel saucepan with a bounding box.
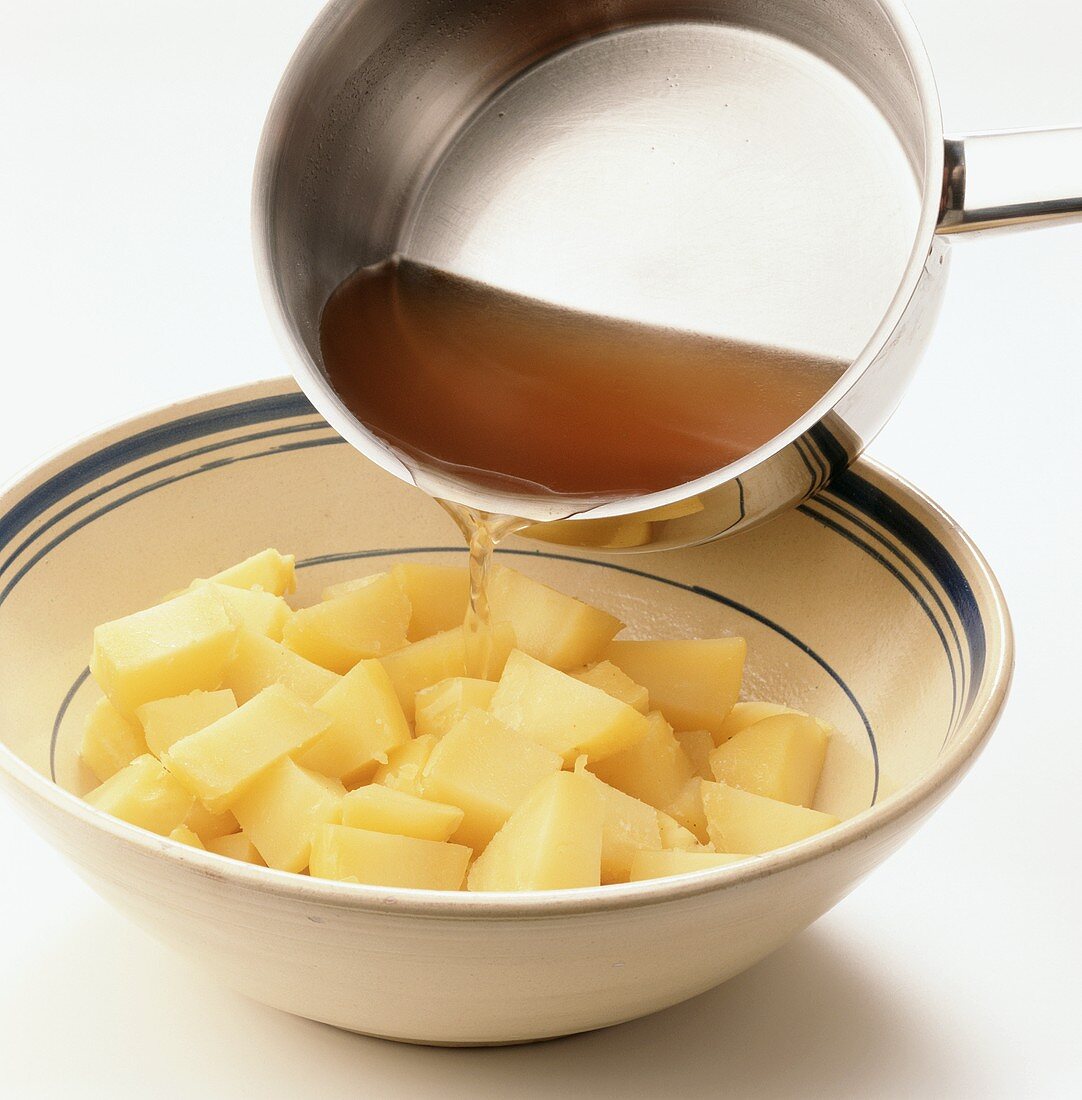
[254,0,1082,549]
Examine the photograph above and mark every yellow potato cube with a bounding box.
[90,586,237,717]
[675,729,715,779]
[656,811,702,850]
[341,785,464,842]
[709,713,829,807]
[379,628,467,720]
[490,650,649,764]
[579,770,663,884]
[701,780,841,854]
[487,566,623,669]
[628,849,751,881]
[420,710,563,850]
[199,582,291,641]
[468,771,603,892]
[80,697,148,782]
[283,572,411,673]
[168,824,205,849]
[322,568,394,600]
[296,660,411,784]
[713,701,830,746]
[322,564,469,642]
[714,701,794,743]
[224,629,340,705]
[391,562,469,640]
[184,801,239,844]
[210,548,296,595]
[136,689,237,758]
[604,638,746,736]
[414,677,497,738]
[163,685,330,812]
[372,734,439,796]
[310,825,470,890]
[85,754,194,836]
[666,778,710,844]
[206,831,265,865]
[589,711,696,811]
[232,757,345,872]
[572,660,649,713]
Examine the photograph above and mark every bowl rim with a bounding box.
[0,379,1014,919]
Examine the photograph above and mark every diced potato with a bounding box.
[341,785,464,842]
[136,689,237,758]
[391,562,469,640]
[701,780,841,854]
[163,685,330,812]
[210,548,296,595]
[604,638,746,736]
[656,811,702,850]
[90,586,237,716]
[372,734,439,797]
[714,701,793,743]
[297,660,411,784]
[78,547,847,892]
[675,729,715,780]
[168,824,205,849]
[666,778,710,844]
[232,757,345,872]
[85,754,194,836]
[628,849,751,881]
[487,566,623,670]
[206,831,265,865]
[490,650,649,764]
[420,710,562,850]
[468,771,603,892]
[310,825,470,890]
[324,564,470,641]
[184,801,239,844]
[320,572,388,601]
[283,572,411,673]
[80,697,148,782]
[572,660,649,713]
[379,628,467,721]
[579,770,663,884]
[713,701,830,746]
[224,629,340,705]
[589,711,696,811]
[199,582,291,641]
[415,677,497,738]
[709,713,829,807]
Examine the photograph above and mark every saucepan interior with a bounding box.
[255,0,943,515]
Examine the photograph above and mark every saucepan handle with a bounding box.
[937,126,1082,233]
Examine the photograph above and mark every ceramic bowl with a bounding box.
[0,379,1012,1045]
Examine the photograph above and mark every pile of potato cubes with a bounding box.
[79,548,841,891]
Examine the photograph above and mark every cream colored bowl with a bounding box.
[0,379,1012,1045]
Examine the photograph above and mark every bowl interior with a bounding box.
[0,380,1003,830]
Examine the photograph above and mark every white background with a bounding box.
[1,2,1079,1096]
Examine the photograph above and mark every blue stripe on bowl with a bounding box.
[0,393,318,560]
[830,468,986,708]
